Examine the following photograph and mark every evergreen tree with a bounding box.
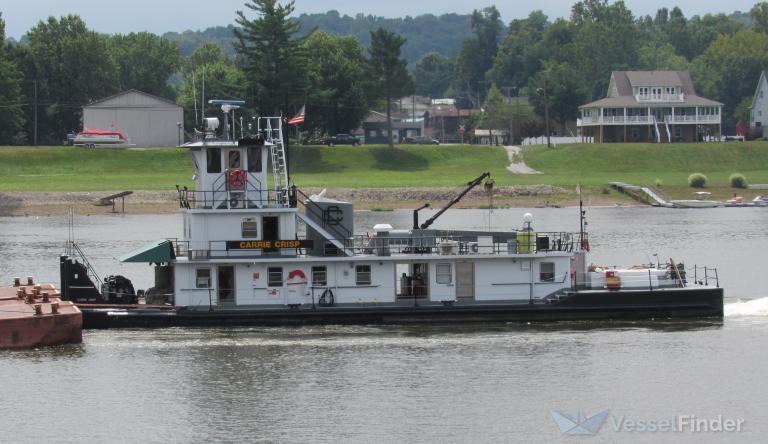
[234,0,309,115]
[367,28,414,148]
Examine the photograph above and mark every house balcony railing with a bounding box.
[635,93,685,102]
[579,114,720,126]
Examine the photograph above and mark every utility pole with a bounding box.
[33,80,38,146]
[538,78,552,149]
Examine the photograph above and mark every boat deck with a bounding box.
[1,283,83,349]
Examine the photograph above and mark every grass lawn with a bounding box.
[1,142,767,199]
[521,141,768,200]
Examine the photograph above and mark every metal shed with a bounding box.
[83,89,183,147]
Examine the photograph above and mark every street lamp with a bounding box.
[537,84,552,148]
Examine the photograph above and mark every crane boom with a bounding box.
[419,171,491,230]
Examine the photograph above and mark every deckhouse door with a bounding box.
[263,216,279,253]
[218,266,235,304]
[456,262,475,300]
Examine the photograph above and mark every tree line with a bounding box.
[2,0,768,146]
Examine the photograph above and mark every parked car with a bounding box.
[404,136,439,145]
[326,134,359,146]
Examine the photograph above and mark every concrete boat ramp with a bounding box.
[609,182,674,207]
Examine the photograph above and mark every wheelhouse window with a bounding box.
[268,267,283,287]
[436,263,452,284]
[356,265,371,286]
[312,266,327,287]
[207,148,221,173]
[241,218,258,238]
[247,146,262,172]
[196,268,211,288]
[228,150,241,169]
[540,262,555,282]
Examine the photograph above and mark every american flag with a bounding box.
[287,105,305,125]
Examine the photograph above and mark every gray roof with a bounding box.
[581,70,722,109]
[85,89,181,108]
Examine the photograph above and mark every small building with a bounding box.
[749,70,768,139]
[83,89,184,147]
[423,103,473,143]
[362,111,424,144]
[578,71,722,143]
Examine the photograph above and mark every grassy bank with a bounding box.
[1,143,767,200]
[521,141,768,200]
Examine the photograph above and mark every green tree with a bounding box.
[750,2,768,33]
[303,32,368,134]
[453,6,503,106]
[413,52,453,97]
[691,29,768,130]
[489,11,553,89]
[0,13,25,144]
[234,0,309,115]
[637,42,689,70]
[480,83,507,145]
[528,62,587,135]
[187,42,234,69]
[26,15,119,142]
[177,62,247,131]
[686,13,743,59]
[109,32,181,98]
[367,28,414,148]
[561,0,638,100]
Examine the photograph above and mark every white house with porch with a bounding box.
[749,69,768,139]
[578,70,722,143]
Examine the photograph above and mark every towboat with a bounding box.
[73,129,130,147]
[0,278,82,349]
[58,108,724,328]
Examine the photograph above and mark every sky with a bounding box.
[1,0,759,39]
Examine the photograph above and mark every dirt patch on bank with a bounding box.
[0,185,639,217]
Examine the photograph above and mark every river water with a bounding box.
[1,207,767,443]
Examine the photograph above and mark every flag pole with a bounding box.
[578,183,584,250]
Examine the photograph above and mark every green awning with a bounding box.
[119,240,176,264]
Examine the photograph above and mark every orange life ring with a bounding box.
[228,168,246,187]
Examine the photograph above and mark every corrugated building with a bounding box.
[83,89,183,147]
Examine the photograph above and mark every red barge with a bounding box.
[0,278,82,349]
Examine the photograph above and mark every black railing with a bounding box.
[168,231,581,260]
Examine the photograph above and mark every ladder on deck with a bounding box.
[258,116,289,207]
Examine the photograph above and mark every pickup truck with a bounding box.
[326,134,359,146]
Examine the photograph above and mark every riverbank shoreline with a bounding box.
[0,186,642,216]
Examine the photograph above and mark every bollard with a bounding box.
[27,276,34,285]
[17,288,24,299]
[34,304,42,315]
[33,285,41,296]
[26,294,35,304]
[42,292,50,303]
[13,277,20,287]
[50,302,59,314]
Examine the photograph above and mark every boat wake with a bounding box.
[725,297,768,317]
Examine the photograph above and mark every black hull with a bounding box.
[80,287,723,329]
